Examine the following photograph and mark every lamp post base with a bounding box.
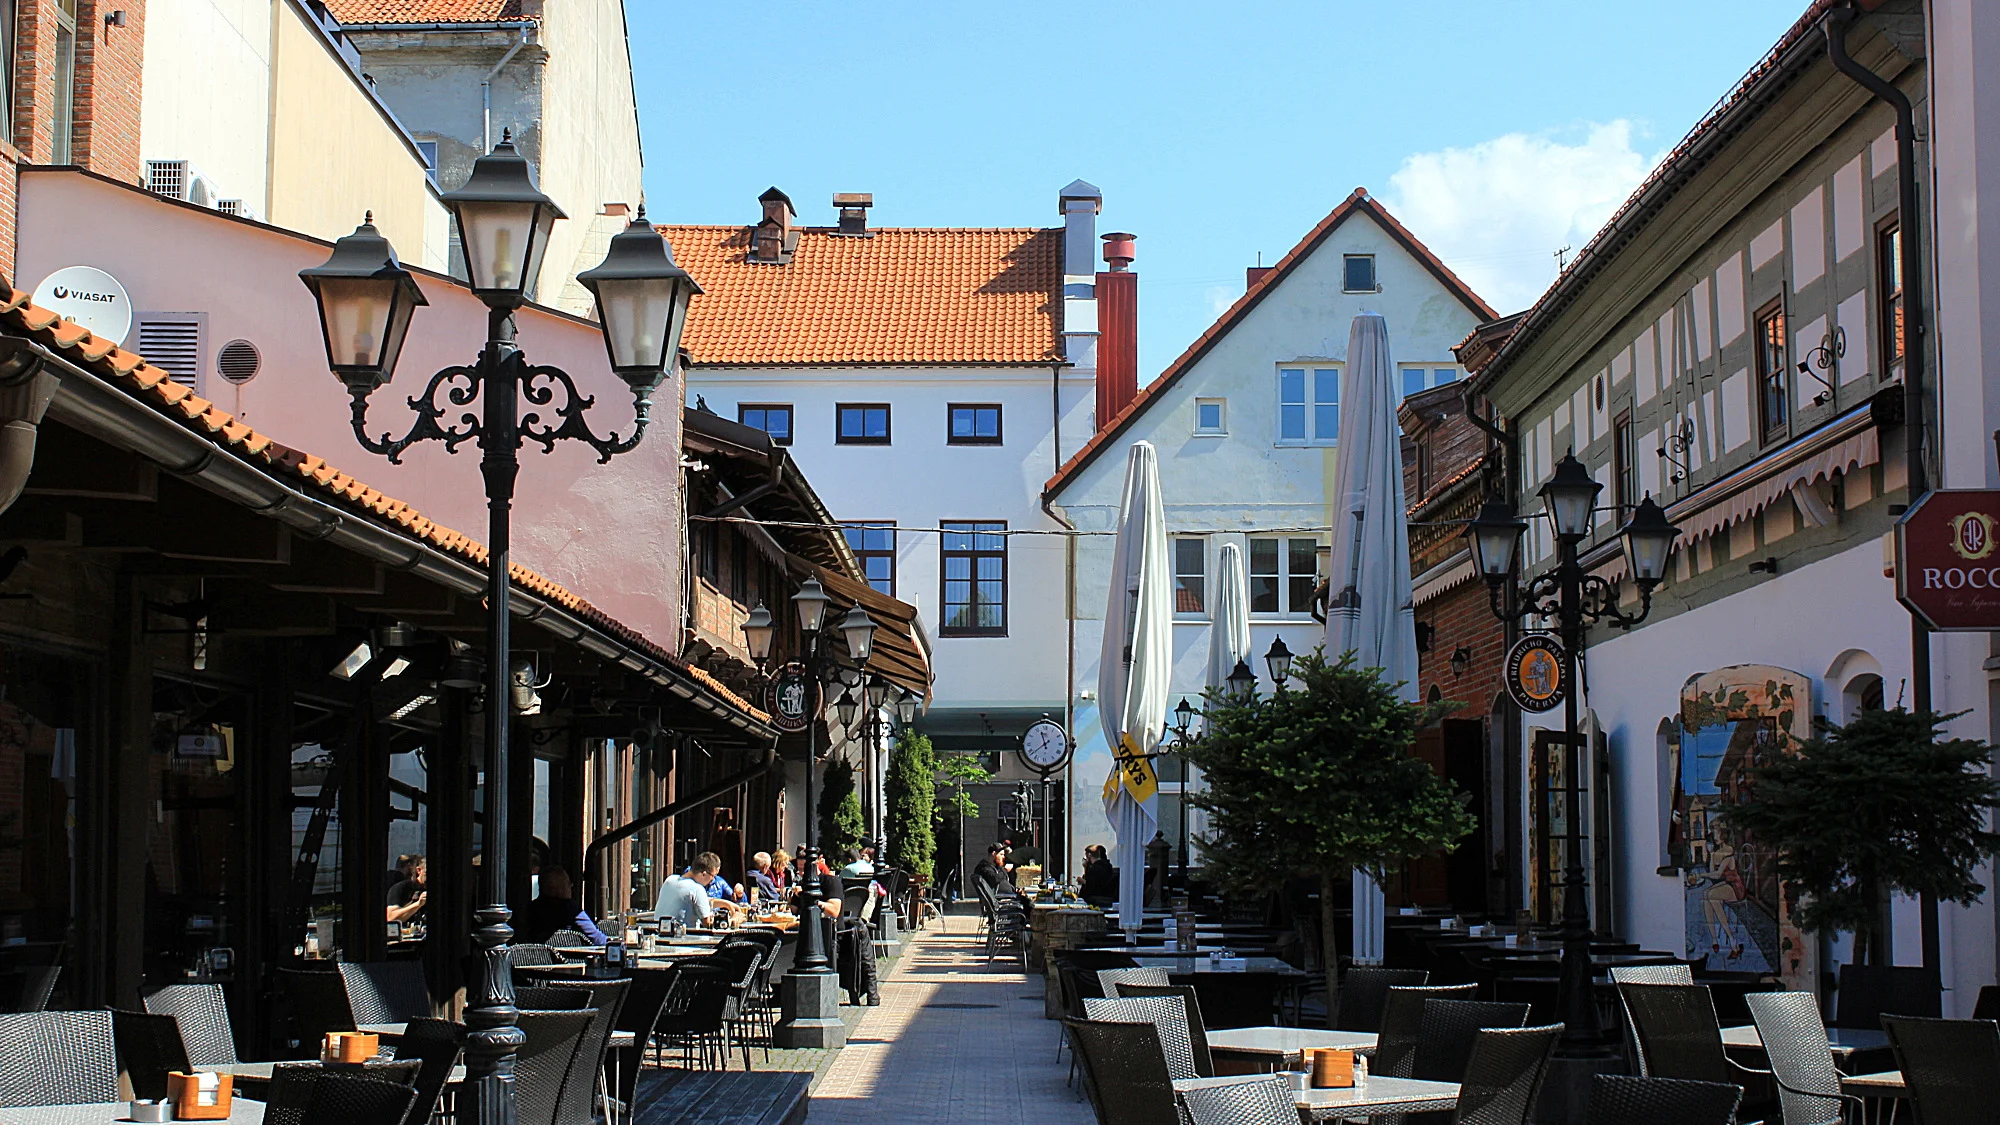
[774,968,848,1048]
[1533,1046,1621,1124]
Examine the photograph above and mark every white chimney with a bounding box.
[1059,179,1102,368]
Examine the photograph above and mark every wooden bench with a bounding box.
[630,1069,811,1125]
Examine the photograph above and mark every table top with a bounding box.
[0,1105,266,1124]
[214,1060,468,1085]
[1720,1025,1892,1056]
[1493,951,1681,966]
[1841,1070,1907,1095]
[1205,1028,1378,1056]
[1134,955,1306,976]
[357,1022,406,1037]
[1174,1075,1459,1120]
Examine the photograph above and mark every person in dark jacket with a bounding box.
[972,843,1017,900]
[519,865,611,945]
[1080,844,1117,907]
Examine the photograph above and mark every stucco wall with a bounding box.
[140,0,274,213]
[539,0,642,317]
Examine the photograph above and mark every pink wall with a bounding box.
[14,169,684,644]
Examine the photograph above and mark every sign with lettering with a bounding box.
[1504,634,1567,713]
[765,668,819,734]
[1896,490,2000,630]
[32,265,132,345]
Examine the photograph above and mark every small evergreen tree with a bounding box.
[1723,706,2000,965]
[935,752,991,893]
[1185,650,1473,1026]
[818,758,866,861]
[886,729,938,878]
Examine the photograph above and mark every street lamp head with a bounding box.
[1620,494,1681,590]
[576,205,702,398]
[866,679,890,710]
[1173,697,1195,736]
[1226,659,1257,701]
[839,603,877,666]
[1265,635,1294,686]
[441,130,566,309]
[1541,451,1602,540]
[742,601,775,666]
[834,688,858,728]
[298,212,429,395]
[792,577,831,634]
[1465,499,1528,584]
[896,688,921,725]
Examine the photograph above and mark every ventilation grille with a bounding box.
[146,160,188,200]
[217,339,260,384]
[138,318,202,387]
[216,199,245,218]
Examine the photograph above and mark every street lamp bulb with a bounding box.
[1541,451,1602,540]
[742,602,775,664]
[792,577,831,634]
[1265,635,1294,686]
[1620,494,1681,590]
[1465,500,1528,584]
[838,603,877,666]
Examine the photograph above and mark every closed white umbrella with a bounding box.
[1207,542,1252,692]
[1322,311,1419,965]
[1099,441,1172,939]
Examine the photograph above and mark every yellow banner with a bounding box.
[1102,731,1160,805]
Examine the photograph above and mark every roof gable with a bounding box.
[1043,188,1495,498]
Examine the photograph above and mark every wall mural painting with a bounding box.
[1674,665,1814,991]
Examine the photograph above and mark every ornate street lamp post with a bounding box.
[1468,453,1679,1110]
[1164,697,1197,884]
[300,134,698,1125]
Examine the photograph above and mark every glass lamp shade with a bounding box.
[839,604,877,666]
[896,690,920,725]
[441,133,566,308]
[792,577,831,634]
[866,680,890,709]
[576,206,702,395]
[835,690,858,728]
[1620,495,1681,588]
[742,602,775,663]
[1466,500,1528,582]
[1265,635,1295,685]
[298,214,428,394]
[1173,698,1196,736]
[1226,659,1257,701]
[1541,452,1602,540]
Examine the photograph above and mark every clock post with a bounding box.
[1018,717,1072,883]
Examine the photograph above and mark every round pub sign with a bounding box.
[765,669,820,734]
[1896,490,2000,630]
[1505,634,1567,713]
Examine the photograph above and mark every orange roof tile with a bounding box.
[323,0,536,22]
[661,225,1063,367]
[0,287,767,727]
[1043,189,1495,498]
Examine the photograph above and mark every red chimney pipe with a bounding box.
[1097,233,1138,427]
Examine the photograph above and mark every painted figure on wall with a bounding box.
[1677,666,1814,991]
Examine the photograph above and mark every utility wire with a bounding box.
[687,513,1477,538]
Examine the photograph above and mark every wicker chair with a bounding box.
[651,962,737,1071]
[1609,964,1694,1076]
[1176,1074,1296,1125]
[391,1017,464,1125]
[1084,994,1203,1080]
[514,1009,596,1125]
[515,964,588,982]
[1334,967,1428,1032]
[1972,986,2000,1021]
[1836,966,1940,1029]
[265,1061,421,1125]
[1883,1015,2000,1125]
[302,1072,419,1125]
[509,943,560,968]
[712,941,766,1069]
[1414,999,1533,1082]
[517,985,591,1011]
[1374,983,1479,1078]
[1587,1075,1743,1125]
[1116,984,1215,1079]
[111,1009,190,1102]
[607,966,677,1108]
[144,983,238,1066]
[337,962,431,1026]
[1744,990,1862,1125]
[536,979,630,1125]
[1448,1024,1562,1125]
[1617,983,1761,1087]
[276,967,357,1051]
[0,1009,119,1107]
[545,930,592,948]
[5,966,59,1013]
[1098,967,1172,996]
[1064,1018,1178,1125]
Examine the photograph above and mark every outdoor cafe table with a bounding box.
[1205,1027,1377,1067]
[0,1106,265,1124]
[1721,1024,1892,1062]
[1174,1075,1460,1120]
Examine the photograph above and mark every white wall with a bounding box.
[540,0,644,316]
[141,0,273,211]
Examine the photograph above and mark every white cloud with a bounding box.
[1382,121,1660,316]
[1205,285,1238,317]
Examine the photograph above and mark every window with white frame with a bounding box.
[1400,365,1461,399]
[1193,398,1226,435]
[1173,537,1206,615]
[1277,365,1339,445]
[1248,536,1319,615]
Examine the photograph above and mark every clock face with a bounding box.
[1020,720,1070,770]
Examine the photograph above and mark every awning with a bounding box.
[1413,549,1477,607]
[1668,407,1879,546]
[802,560,933,700]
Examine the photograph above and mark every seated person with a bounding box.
[973,843,1019,901]
[386,855,428,924]
[745,852,782,902]
[1080,844,1117,907]
[654,852,747,929]
[518,865,610,945]
[836,847,875,880]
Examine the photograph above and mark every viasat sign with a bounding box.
[32,265,132,346]
[1895,489,2000,630]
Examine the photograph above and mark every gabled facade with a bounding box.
[1045,189,1494,875]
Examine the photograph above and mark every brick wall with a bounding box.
[12,2,58,162]
[1416,578,1505,722]
[73,0,145,182]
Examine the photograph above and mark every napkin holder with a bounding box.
[1309,1048,1355,1088]
[166,1071,233,1120]
[323,1030,380,1064]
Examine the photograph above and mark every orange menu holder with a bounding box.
[324,1030,380,1064]
[1310,1048,1355,1088]
[166,1072,234,1120]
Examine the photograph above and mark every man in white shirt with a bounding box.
[653,852,744,928]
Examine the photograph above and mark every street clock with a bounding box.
[1019,718,1071,774]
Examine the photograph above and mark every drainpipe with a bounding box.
[1042,491,1079,879]
[0,338,59,516]
[1827,0,1935,981]
[482,27,530,154]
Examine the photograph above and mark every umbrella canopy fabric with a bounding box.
[1099,441,1172,935]
[1206,542,1252,692]
[1322,311,1417,964]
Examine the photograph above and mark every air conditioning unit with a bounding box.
[145,159,220,210]
[215,199,256,221]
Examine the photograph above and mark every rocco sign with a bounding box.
[1896,490,2000,630]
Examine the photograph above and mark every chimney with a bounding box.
[832,193,874,236]
[1246,265,1274,290]
[752,186,798,264]
[1096,233,1138,428]
[1058,179,1102,367]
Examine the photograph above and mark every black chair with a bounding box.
[1744,989,1862,1125]
[1176,1074,1296,1125]
[1883,1015,2000,1125]
[509,943,560,968]
[337,961,430,1026]
[0,1009,119,1107]
[1375,983,1479,1078]
[651,962,737,1071]
[1834,965,1940,1029]
[712,941,766,1067]
[1609,964,1693,1076]
[302,1072,419,1125]
[1064,1018,1177,1125]
[514,1009,596,1125]
[2,966,60,1013]
[265,1061,421,1125]
[1414,998,1533,1082]
[1084,994,1204,1080]
[517,984,591,1011]
[1118,983,1215,1079]
[516,963,588,982]
[607,966,677,1108]
[545,930,592,948]
[539,979,629,1125]
[391,1017,464,1125]
[144,982,239,1066]
[1588,1075,1743,1125]
[1972,985,2000,1021]
[1618,983,1763,1089]
[1334,966,1428,1032]
[1449,1024,1563,1125]
[276,967,356,1052]
[112,1009,190,1102]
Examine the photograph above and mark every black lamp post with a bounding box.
[1165,697,1197,883]
[1469,453,1680,1101]
[1225,659,1257,702]
[301,134,698,1125]
[1264,636,1295,689]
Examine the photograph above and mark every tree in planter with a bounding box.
[886,728,938,879]
[818,758,866,863]
[936,752,991,895]
[1722,706,2000,968]
[1184,650,1474,1027]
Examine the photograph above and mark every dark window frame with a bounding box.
[836,402,892,445]
[1754,297,1790,445]
[946,403,1003,446]
[842,521,897,598]
[737,402,794,446]
[939,520,1007,637]
[1613,409,1635,516]
[1342,254,1377,293]
[1877,215,1904,377]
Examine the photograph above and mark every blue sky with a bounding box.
[629,2,1809,377]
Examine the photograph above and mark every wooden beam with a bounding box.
[349,570,461,617]
[205,582,338,637]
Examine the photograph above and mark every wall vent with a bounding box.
[217,339,261,384]
[145,160,219,209]
[136,313,207,389]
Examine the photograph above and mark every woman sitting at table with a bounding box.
[519,865,611,945]
[1080,844,1117,908]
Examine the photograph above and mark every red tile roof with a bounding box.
[1043,188,1496,498]
[0,286,766,725]
[661,225,1064,367]
[323,0,536,24]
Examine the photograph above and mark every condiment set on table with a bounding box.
[1280,1048,1368,1093]
[125,1070,236,1122]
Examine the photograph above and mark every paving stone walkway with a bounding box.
[808,917,1095,1124]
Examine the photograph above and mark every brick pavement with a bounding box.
[808,917,1096,1124]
